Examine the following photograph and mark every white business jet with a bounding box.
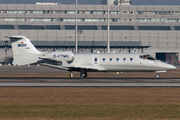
[9,35,176,78]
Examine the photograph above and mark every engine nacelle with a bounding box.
[41,51,74,62]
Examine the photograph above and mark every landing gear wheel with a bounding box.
[155,74,160,79]
[80,69,88,78]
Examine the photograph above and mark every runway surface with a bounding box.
[1,77,180,87]
[0,66,180,87]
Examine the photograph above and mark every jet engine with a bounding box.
[41,51,74,62]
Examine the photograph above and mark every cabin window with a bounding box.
[109,58,112,62]
[130,58,133,61]
[102,58,105,62]
[116,58,119,62]
[94,58,97,62]
[123,58,126,61]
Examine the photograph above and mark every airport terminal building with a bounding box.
[0,0,180,64]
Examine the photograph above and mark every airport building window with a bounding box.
[130,58,133,61]
[30,10,44,14]
[138,11,148,15]
[66,11,76,14]
[43,10,53,14]
[129,11,134,14]
[83,11,105,15]
[102,25,134,30]
[84,18,105,22]
[59,18,81,22]
[175,26,180,30]
[93,11,105,15]
[138,11,180,15]
[138,26,170,30]
[138,18,179,23]
[65,25,75,30]
[3,18,26,22]
[123,58,126,61]
[31,25,44,30]
[18,25,44,30]
[65,25,97,30]
[78,25,97,30]
[111,26,134,30]
[84,11,93,14]
[60,18,76,22]
[46,25,60,30]
[123,11,128,14]
[110,18,119,22]
[29,18,52,22]
[110,11,119,14]
[55,10,66,14]
[116,58,119,62]
[0,25,14,29]
[4,10,27,14]
[18,25,32,29]
[103,58,106,62]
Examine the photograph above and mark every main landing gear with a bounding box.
[80,69,87,78]
[155,74,160,79]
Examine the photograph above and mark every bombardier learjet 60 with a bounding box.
[9,35,176,78]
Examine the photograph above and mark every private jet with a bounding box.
[9,35,177,78]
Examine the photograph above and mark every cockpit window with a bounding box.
[140,55,155,60]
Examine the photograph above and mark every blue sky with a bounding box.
[0,0,180,5]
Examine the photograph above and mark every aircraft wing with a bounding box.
[70,65,106,71]
[39,57,106,71]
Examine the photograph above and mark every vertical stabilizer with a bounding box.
[9,35,42,65]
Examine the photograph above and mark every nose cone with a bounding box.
[168,65,177,70]
[157,61,177,71]
[164,64,177,70]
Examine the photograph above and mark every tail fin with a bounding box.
[9,35,42,65]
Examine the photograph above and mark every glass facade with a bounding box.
[0,25,179,31]
[138,26,170,30]
[4,10,27,14]
[102,26,134,30]
[138,11,180,15]
[0,10,133,15]
[138,18,180,23]
[0,18,120,22]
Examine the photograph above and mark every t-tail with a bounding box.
[9,35,42,65]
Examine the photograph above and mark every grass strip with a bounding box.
[0,104,180,119]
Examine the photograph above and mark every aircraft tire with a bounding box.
[155,74,160,79]
[80,75,87,78]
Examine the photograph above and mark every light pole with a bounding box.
[75,0,78,53]
[107,0,110,53]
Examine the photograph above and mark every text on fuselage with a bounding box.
[53,54,69,58]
